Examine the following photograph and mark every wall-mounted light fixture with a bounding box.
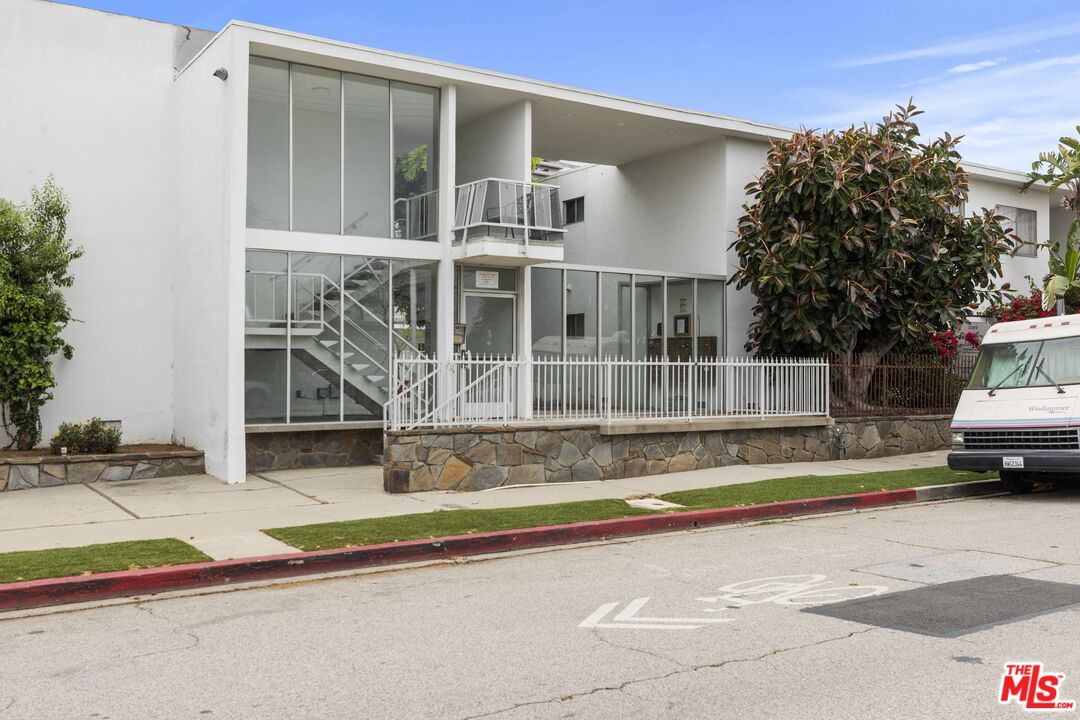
[213,67,229,81]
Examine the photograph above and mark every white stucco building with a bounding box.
[1,0,1071,483]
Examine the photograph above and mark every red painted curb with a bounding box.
[0,487,918,612]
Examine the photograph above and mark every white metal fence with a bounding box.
[386,355,829,430]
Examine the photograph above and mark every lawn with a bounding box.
[659,467,997,510]
[0,539,212,584]
[264,467,998,552]
[264,499,657,552]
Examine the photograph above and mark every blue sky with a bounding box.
[71,0,1080,170]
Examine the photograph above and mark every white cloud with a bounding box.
[947,58,1002,74]
[839,19,1080,67]
[804,54,1080,170]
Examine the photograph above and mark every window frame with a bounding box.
[996,204,1039,258]
[563,196,585,225]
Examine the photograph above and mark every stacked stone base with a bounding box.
[1,450,205,491]
[834,415,951,459]
[383,415,953,493]
[246,429,383,472]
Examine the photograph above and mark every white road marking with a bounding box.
[580,597,735,630]
[697,574,889,608]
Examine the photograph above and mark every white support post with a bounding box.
[435,85,457,422]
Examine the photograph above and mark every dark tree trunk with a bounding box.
[831,339,898,414]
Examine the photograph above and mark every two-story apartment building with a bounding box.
[1,0,1071,485]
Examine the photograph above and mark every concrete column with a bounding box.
[436,84,457,363]
[435,84,458,421]
[223,33,249,483]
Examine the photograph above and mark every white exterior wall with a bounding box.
[721,137,771,355]
[557,138,727,274]
[1050,205,1073,257]
[967,176,1052,293]
[172,30,247,482]
[456,101,531,184]
[0,1,178,445]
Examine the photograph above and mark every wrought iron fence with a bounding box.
[828,353,977,418]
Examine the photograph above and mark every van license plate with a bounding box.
[1003,457,1025,469]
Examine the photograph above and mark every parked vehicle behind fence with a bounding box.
[948,314,1080,493]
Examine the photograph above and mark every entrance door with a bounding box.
[461,293,516,418]
[463,293,515,356]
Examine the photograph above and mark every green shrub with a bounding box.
[49,417,122,455]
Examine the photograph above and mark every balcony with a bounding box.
[452,179,564,266]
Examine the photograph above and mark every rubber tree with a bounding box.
[730,102,1017,412]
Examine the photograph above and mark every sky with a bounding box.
[69,0,1080,170]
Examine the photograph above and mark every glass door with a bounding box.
[461,293,516,419]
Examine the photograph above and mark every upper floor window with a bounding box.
[564,196,585,224]
[996,205,1038,258]
[247,57,439,240]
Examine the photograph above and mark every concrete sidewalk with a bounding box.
[0,451,951,560]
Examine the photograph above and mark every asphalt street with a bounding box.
[3,489,1080,719]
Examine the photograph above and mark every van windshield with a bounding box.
[968,336,1080,390]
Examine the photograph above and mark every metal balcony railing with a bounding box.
[393,190,438,241]
[453,178,564,248]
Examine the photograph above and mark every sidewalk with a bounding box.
[0,451,951,560]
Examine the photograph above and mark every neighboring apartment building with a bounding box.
[1,0,1071,484]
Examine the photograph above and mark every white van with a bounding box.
[948,313,1080,492]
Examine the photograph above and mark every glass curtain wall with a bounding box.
[341,257,390,421]
[246,59,289,230]
[244,251,289,423]
[601,273,632,359]
[292,66,341,234]
[344,75,390,237]
[247,58,438,239]
[531,268,564,359]
[534,269,723,361]
[392,83,439,240]
[635,275,664,360]
[392,260,438,357]
[244,251,434,424]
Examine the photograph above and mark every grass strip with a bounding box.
[264,467,997,552]
[0,539,212,584]
[660,467,997,509]
[264,499,657,552]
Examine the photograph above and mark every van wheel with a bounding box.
[1000,471,1035,494]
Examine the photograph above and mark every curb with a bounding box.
[0,480,1002,612]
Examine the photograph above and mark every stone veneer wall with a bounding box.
[1,450,205,492]
[246,429,383,473]
[833,414,952,460]
[383,415,953,493]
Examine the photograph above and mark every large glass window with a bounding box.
[666,278,694,360]
[344,75,390,237]
[292,65,342,234]
[244,251,430,424]
[566,270,598,357]
[601,273,632,358]
[532,268,563,359]
[244,251,289,423]
[247,58,290,230]
[635,275,664,359]
[247,58,439,239]
[392,83,439,240]
[290,254,343,422]
[696,279,724,358]
[392,260,438,357]
[342,257,390,421]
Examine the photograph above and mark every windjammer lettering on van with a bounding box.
[1028,404,1072,415]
